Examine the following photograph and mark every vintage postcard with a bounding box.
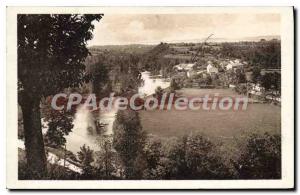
[6,7,294,189]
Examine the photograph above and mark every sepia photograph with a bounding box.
[6,6,294,189]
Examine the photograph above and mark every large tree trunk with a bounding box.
[20,94,47,179]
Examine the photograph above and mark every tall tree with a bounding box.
[77,144,95,179]
[95,135,115,179]
[113,109,146,179]
[18,14,103,178]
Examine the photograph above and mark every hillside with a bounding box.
[88,44,155,55]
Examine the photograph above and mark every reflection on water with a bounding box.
[65,71,170,153]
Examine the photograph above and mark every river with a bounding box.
[65,71,170,153]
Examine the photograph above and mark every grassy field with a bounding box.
[140,104,280,138]
[176,88,246,97]
[140,88,280,137]
[139,88,281,159]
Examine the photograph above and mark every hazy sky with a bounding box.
[88,13,280,46]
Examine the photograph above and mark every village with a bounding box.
[170,57,281,103]
[125,38,281,107]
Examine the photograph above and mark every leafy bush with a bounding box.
[141,135,234,180]
[163,135,233,179]
[234,133,281,179]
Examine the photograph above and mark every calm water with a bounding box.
[65,71,170,153]
[138,71,170,97]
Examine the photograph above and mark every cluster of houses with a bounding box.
[173,58,247,79]
[172,59,281,103]
[172,59,245,90]
[173,59,248,77]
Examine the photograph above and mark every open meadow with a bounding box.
[139,88,281,160]
[140,88,280,137]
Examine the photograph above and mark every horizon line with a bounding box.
[88,35,281,47]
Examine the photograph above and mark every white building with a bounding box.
[249,83,264,96]
[226,59,244,70]
[206,64,218,74]
[173,63,195,71]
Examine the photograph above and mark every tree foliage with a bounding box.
[163,135,233,179]
[234,133,281,179]
[41,97,74,148]
[94,136,116,179]
[140,135,233,180]
[18,14,103,97]
[18,14,103,178]
[113,109,146,179]
[220,41,281,69]
[261,72,281,92]
[77,144,95,179]
[86,51,143,96]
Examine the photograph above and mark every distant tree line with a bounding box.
[220,41,281,69]
[85,50,143,96]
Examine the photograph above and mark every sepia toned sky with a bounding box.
[88,13,280,46]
